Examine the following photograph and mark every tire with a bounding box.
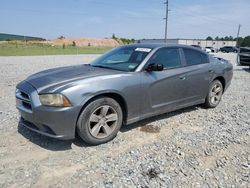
[204,80,224,108]
[77,97,123,145]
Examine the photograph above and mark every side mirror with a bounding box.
[146,63,164,72]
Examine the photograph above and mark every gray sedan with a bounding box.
[16,44,233,145]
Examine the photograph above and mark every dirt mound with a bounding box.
[6,38,122,47]
[51,38,121,47]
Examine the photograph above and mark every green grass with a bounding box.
[0,43,112,56]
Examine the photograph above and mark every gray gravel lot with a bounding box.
[0,53,249,187]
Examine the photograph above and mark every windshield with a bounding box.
[91,46,152,72]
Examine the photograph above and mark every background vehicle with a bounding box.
[220,46,238,53]
[238,47,250,68]
[205,47,217,53]
[191,45,202,49]
[16,44,233,145]
[204,47,212,53]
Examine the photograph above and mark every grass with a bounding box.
[0,43,112,56]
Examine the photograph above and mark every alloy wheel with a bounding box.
[88,105,118,139]
[210,83,223,105]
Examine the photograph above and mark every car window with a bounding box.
[91,46,151,72]
[103,49,133,64]
[149,48,182,69]
[183,48,208,66]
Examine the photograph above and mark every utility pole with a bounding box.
[236,24,241,65]
[164,0,169,43]
[236,24,241,47]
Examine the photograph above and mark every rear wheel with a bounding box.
[204,80,223,108]
[77,97,123,145]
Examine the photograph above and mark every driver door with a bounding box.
[140,47,190,116]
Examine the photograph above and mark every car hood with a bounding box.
[25,64,121,93]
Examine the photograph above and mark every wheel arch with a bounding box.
[213,76,226,92]
[75,91,128,131]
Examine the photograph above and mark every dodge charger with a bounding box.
[16,44,233,145]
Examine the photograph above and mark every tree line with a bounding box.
[112,34,135,44]
[206,36,250,47]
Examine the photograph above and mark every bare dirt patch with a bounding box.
[0,53,249,187]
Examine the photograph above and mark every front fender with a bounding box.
[79,89,127,107]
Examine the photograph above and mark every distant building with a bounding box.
[138,38,236,49]
[0,33,45,41]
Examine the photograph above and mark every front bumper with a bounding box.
[16,81,80,140]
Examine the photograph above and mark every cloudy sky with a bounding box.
[1,0,250,39]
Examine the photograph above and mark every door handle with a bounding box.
[209,69,214,73]
[179,75,186,80]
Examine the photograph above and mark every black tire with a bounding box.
[204,80,224,108]
[77,97,123,145]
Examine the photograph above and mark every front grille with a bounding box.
[20,91,30,100]
[16,89,32,111]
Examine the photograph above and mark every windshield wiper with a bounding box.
[91,65,112,70]
[91,64,125,72]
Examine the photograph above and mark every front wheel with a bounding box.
[77,97,123,145]
[204,80,223,108]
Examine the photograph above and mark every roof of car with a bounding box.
[223,46,237,48]
[125,43,199,50]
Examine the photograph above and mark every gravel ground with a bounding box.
[0,53,249,187]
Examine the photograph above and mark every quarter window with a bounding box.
[149,48,182,69]
[183,49,208,66]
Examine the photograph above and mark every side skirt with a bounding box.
[125,99,205,125]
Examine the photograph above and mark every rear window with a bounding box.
[183,49,209,66]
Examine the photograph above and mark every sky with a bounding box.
[1,0,250,40]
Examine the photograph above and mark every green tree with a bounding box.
[58,36,65,40]
[237,37,244,46]
[112,34,117,39]
[224,36,230,41]
[206,36,213,40]
[228,36,234,41]
[240,36,250,47]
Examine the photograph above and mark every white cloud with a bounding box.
[167,0,250,38]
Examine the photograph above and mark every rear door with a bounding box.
[181,48,213,100]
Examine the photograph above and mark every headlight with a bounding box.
[39,94,71,107]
